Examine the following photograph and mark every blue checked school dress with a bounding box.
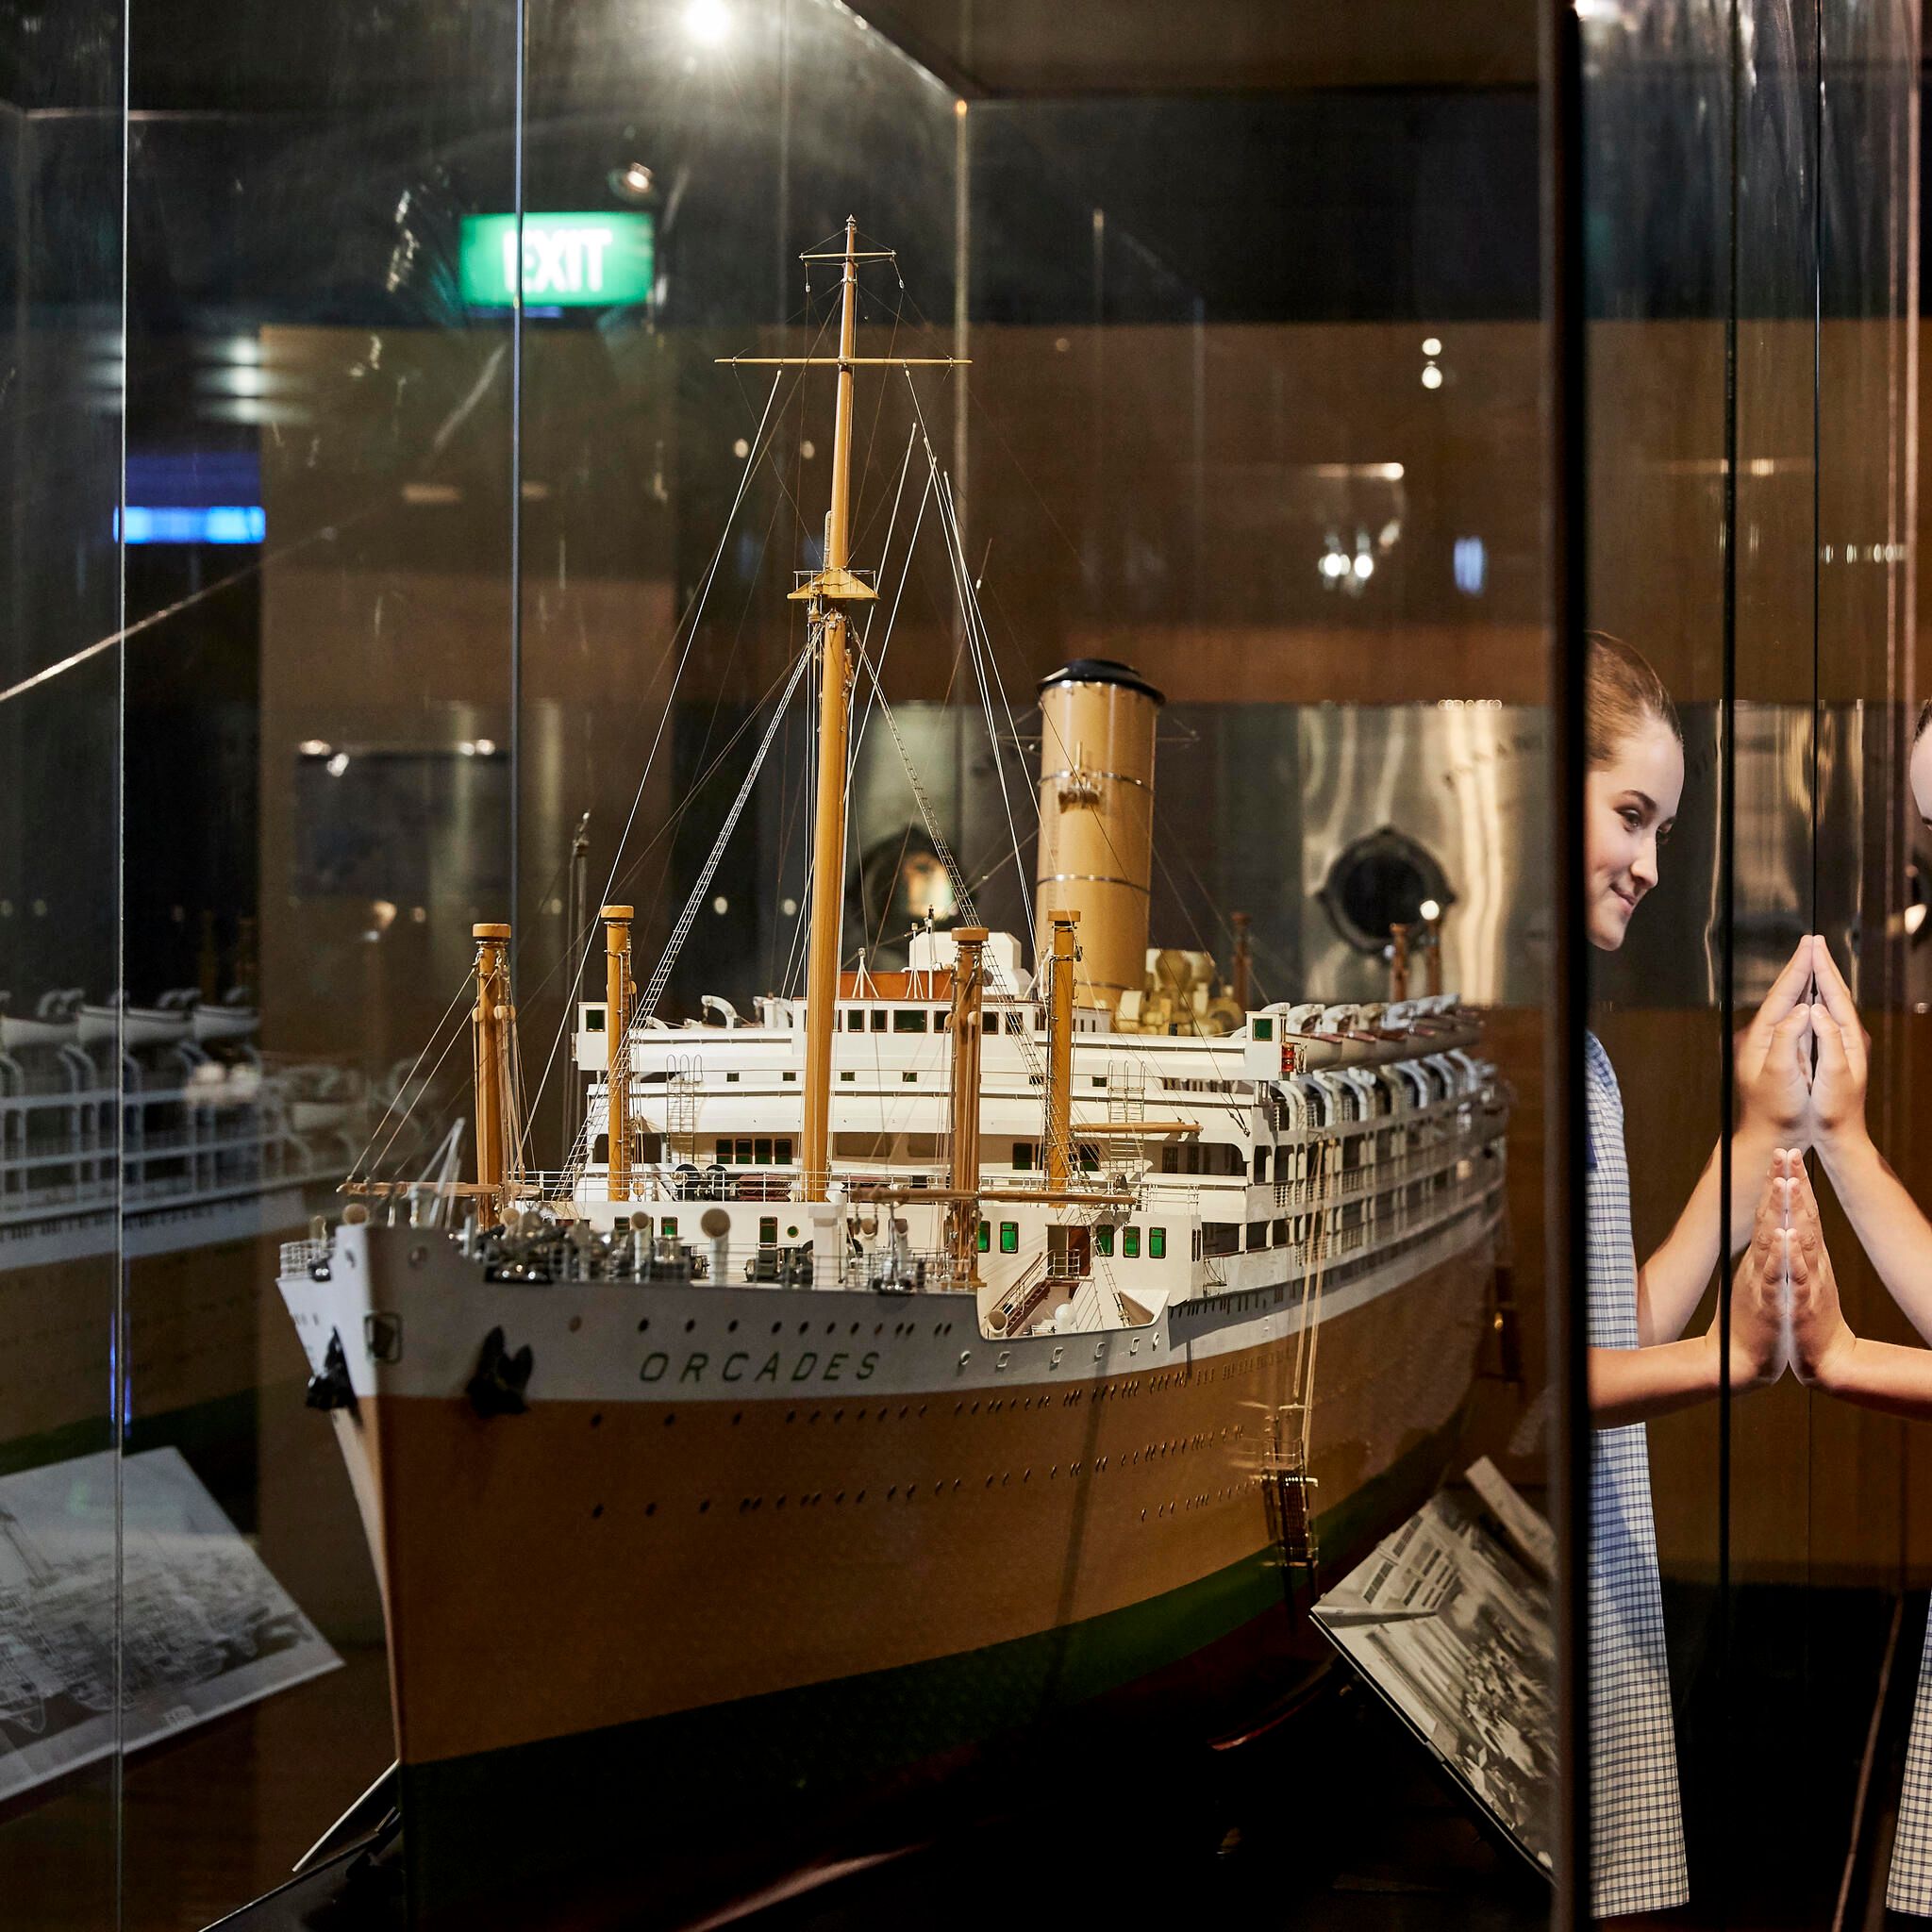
[1890,1651,1932,1913]
[1889,1602,1932,1907]
[1586,1032,1690,1918]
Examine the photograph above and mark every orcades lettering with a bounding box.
[641,1350,878,1387]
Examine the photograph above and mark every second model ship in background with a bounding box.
[278,223,1512,1926]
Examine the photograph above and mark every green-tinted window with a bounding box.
[1124,1227,1141,1259]
[660,1217,677,1239]
[841,1069,856,1082]
[758,1216,777,1245]
[736,1138,753,1164]
[870,1008,888,1032]
[776,1138,793,1163]
[754,1137,773,1165]
[977,1220,991,1253]
[892,1008,928,1033]
[584,1007,607,1032]
[1149,1227,1167,1260]
[999,1221,1019,1254]
[1091,1074,1107,1089]
[1252,1017,1273,1041]
[716,1139,733,1163]
[1094,1225,1114,1257]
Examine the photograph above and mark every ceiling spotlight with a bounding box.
[684,0,731,46]
[608,161,657,205]
[1421,363,1444,391]
[1422,337,1442,357]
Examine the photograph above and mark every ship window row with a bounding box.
[1157,1142,1247,1177]
[714,1137,795,1166]
[1091,1225,1168,1261]
[1010,1141,1102,1172]
[591,1130,665,1165]
[972,1220,1167,1261]
[836,1006,1035,1035]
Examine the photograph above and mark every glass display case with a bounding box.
[55,0,1932,1925]
[21,0,1560,1916]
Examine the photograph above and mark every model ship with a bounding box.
[276,223,1510,1927]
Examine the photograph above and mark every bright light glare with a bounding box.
[712,896,730,915]
[1420,899,1441,922]
[1422,337,1442,357]
[1351,554,1374,580]
[325,752,351,777]
[1320,552,1350,579]
[1908,903,1927,937]
[298,739,331,758]
[685,0,731,45]
[1421,363,1444,391]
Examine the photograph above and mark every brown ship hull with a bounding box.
[289,1214,1497,1924]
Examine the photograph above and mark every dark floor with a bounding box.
[8,1584,1931,1929]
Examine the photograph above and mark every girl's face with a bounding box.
[1910,726,1932,832]
[1585,717,1683,952]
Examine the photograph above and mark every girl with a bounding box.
[1578,631,1808,1919]
[1777,704,1932,1915]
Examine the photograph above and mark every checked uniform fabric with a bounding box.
[1585,1032,1690,1918]
[1888,1621,1932,1911]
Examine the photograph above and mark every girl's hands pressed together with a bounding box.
[1807,939,1872,1159]
[1717,1154,1798,1393]
[1735,938,1817,1149]
[1778,1150,1856,1389]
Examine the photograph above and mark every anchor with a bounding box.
[466,1325,534,1418]
[305,1329,359,1419]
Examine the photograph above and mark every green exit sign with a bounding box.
[459,212,656,308]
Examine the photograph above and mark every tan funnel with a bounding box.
[1033,658,1163,1010]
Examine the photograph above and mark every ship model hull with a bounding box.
[280,1171,1499,1925]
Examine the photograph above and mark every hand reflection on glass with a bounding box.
[1756,912,1932,1916]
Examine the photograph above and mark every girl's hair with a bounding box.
[1586,630,1681,768]
[1915,697,1932,745]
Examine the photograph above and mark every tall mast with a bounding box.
[946,925,990,1279]
[603,906,634,1202]
[801,220,863,1199]
[1043,910,1079,1189]
[471,923,514,1220]
[716,222,966,1203]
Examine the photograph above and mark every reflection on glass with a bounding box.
[7,0,1564,1921]
[1582,0,1921,1922]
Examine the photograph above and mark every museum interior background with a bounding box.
[2,0,1931,1925]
